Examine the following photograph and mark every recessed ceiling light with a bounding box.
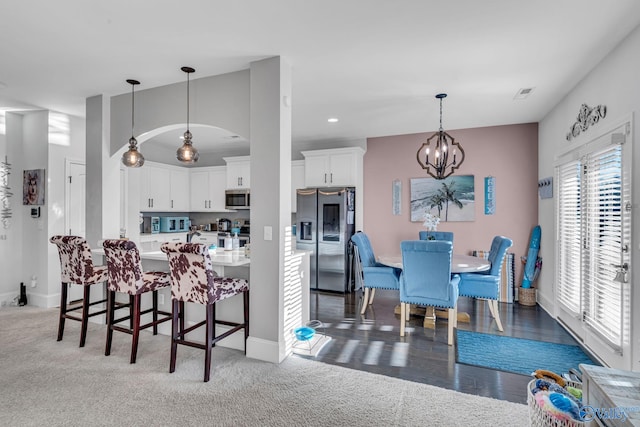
[514,87,535,100]
[327,117,339,123]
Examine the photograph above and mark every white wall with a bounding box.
[539,24,640,370]
[0,113,24,305]
[109,69,250,164]
[46,114,86,307]
[0,110,85,308]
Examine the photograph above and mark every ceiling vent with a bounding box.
[514,87,535,100]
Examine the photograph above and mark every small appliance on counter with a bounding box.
[218,218,232,232]
[159,216,190,233]
[140,216,160,234]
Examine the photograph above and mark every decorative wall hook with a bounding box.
[538,177,553,199]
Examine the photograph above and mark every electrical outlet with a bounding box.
[159,294,165,305]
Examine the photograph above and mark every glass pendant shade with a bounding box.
[177,66,198,163]
[176,130,199,163]
[122,136,145,167]
[121,79,144,168]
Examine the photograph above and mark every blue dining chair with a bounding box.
[418,231,454,243]
[399,240,460,345]
[458,235,513,332]
[351,232,401,314]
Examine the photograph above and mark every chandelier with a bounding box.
[416,93,465,179]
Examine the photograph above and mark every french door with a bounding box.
[555,121,632,369]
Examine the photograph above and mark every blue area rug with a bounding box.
[456,330,597,376]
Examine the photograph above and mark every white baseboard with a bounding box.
[246,336,286,363]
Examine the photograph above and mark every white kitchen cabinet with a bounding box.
[140,162,191,212]
[170,169,190,211]
[139,164,171,211]
[224,156,250,189]
[189,166,227,212]
[301,147,364,187]
[291,160,305,213]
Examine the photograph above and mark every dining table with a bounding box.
[376,253,491,327]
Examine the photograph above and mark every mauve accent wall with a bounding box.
[363,123,538,285]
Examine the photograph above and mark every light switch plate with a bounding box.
[264,226,272,241]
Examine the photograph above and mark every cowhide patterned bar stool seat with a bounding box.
[161,242,249,382]
[102,239,172,364]
[50,235,112,347]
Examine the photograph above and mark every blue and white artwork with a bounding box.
[410,175,475,222]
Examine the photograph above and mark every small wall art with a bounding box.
[484,176,495,215]
[410,175,475,222]
[392,179,402,215]
[23,169,45,205]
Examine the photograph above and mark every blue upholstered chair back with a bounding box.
[418,231,454,243]
[351,232,376,268]
[400,240,459,307]
[485,236,513,276]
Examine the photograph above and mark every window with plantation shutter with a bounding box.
[555,124,631,365]
[556,160,582,314]
[582,144,624,350]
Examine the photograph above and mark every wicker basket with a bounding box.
[519,287,537,306]
[527,379,585,426]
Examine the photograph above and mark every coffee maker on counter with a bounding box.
[218,218,231,232]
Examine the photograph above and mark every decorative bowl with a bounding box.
[294,326,315,341]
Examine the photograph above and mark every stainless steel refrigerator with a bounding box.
[296,187,356,292]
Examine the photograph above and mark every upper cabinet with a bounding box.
[291,160,305,213]
[140,162,188,211]
[170,169,190,211]
[301,147,365,187]
[189,166,227,212]
[224,156,250,189]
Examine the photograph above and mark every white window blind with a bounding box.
[582,144,623,350]
[556,160,582,314]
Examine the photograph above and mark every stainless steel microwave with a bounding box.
[225,189,250,210]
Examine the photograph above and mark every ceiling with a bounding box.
[2,1,640,159]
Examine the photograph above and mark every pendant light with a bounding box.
[121,79,145,168]
[176,66,199,163]
[416,93,465,179]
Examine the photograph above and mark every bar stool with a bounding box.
[161,242,249,382]
[50,235,112,347]
[102,239,172,364]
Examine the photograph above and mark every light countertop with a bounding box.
[93,248,250,267]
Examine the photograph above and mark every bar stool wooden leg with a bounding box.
[105,290,115,356]
[152,290,159,335]
[57,282,68,342]
[179,301,185,337]
[79,286,91,347]
[170,299,179,374]
[244,290,250,346]
[204,304,214,382]
[130,294,142,364]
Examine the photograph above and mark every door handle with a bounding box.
[611,263,628,283]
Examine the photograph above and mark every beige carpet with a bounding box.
[0,306,529,426]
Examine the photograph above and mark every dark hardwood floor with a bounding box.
[300,288,583,404]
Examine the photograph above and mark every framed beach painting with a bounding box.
[410,175,475,222]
